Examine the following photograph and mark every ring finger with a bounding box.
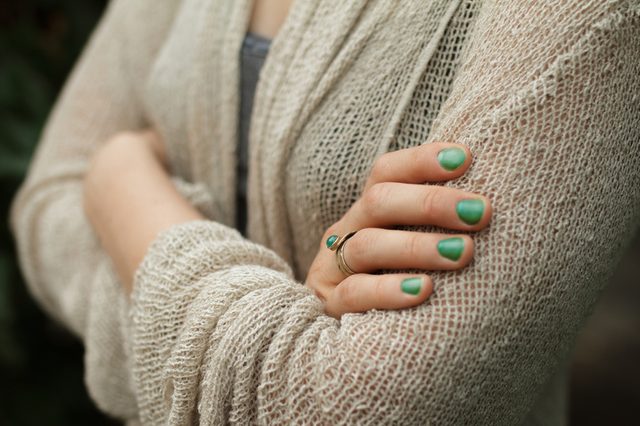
[342,228,474,274]
[310,229,471,303]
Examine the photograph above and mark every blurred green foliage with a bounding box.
[0,1,115,424]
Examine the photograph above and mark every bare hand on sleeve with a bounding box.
[305,142,493,318]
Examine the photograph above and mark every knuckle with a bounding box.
[337,280,359,310]
[348,228,376,256]
[421,187,440,215]
[305,261,323,285]
[345,229,374,270]
[362,182,391,212]
[312,287,328,303]
[372,278,385,306]
[305,278,324,300]
[404,233,424,260]
[370,154,393,181]
[305,263,333,303]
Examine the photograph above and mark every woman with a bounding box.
[10,0,640,424]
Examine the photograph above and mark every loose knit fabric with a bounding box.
[9,0,640,425]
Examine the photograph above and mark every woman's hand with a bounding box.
[84,129,203,293]
[305,143,492,318]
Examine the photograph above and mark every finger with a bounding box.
[364,143,472,191]
[343,182,492,232]
[325,274,433,319]
[343,229,474,273]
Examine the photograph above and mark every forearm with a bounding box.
[83,131,204,293]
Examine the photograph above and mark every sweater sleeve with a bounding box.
[8,0,184,419]
[128,3,640,425]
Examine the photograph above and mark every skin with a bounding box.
[82,1,493,319]
[249,0,295,38]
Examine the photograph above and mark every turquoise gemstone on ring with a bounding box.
[326,234,339,249]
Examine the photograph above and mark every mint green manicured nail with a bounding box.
[437,237,464,261]
[456,199,485,225]
[437,147,466,171]
[401,277,423,295]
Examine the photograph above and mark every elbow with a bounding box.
[8,179,60,320]
[8,177,39,279]
[8,174,94,325]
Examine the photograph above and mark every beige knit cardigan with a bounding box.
[10,0,640,424]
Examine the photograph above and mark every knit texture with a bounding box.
[9,0,640,424]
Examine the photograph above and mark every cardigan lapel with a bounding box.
[186,0,253,228]
[247,0,372,265]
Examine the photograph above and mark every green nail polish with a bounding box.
[326,235,338,249]
[437,237,464,261]
[456,199,485,225]
[401,277,423,295]
[437,147,466,171]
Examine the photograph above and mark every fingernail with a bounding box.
[456,199,485,225]
[401,277,423,295]
[437,237,464,261]
[437,147,466,171]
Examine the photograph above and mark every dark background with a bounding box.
[0,1,638,425]
[0,1,114,424]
